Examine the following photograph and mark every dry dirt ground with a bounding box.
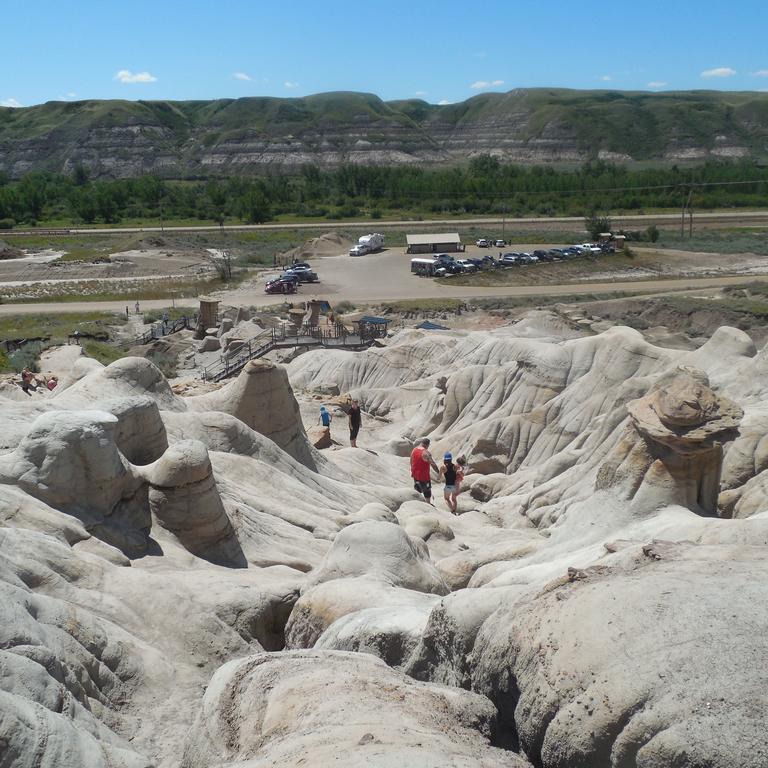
[3,234,768,315]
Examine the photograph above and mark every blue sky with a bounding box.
[2,0,767,108]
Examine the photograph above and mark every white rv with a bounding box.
[349,233,385,257]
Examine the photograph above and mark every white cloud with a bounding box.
[752,70,768,77]
[470,79,504,90]
[0,98,22,108]
[414,90,427,97]
[233,72,252,81]
[599,75,612,82]
[67,91,77,98]
[647,81,668,88]
[284,80,299,89]
[114,69,157,84]
[701,67,736,78]
[438,99,453,105]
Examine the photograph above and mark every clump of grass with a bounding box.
[81,340,126,366]
[333,300,357,314]
[146,350,177,378]
[378,298,466,314]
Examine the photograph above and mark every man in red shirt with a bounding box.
[410,437,440,504]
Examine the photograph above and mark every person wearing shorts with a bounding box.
[453,455,467,508]
[440,452,458,514]
[348,400,362,447]
[410,437,439,504]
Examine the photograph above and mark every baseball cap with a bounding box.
[444,452,452,460]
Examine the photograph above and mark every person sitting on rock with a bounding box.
[318,406,332,431]
[20,368,37,396]
[410,437,440,505]
[440,452,459,514]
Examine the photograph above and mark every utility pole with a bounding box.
[680,188,693,238]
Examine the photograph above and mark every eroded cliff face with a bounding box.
[1,88,765,177]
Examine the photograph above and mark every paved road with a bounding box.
[4,210,768,237]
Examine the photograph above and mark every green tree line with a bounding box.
[0,158,766,227]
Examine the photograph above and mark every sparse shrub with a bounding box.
[585,212,612,240]
[333,300,356,314]
[8,346,40,372]
[146,350,177,379]
[0,218,15,230]
[646,224,660,242]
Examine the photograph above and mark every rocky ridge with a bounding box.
[2,88,767,177]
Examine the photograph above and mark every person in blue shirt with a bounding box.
[319,406,332,430]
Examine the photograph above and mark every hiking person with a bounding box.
[319,406,332,431]
[348,400,362,447]
[410,437,439,504]
[135,301,140,315]
[440,452,459,514]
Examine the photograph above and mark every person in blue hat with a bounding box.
[318,405,332,431]
[440,451,459,514]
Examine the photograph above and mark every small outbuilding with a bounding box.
[354,316,390,339]
[406,233,463,254]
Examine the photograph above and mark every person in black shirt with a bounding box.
[440,452,458,514]
[348,400,362,447]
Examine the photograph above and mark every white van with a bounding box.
[410,258,437,276]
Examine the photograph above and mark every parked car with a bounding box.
[285,262,312,271]
[466,257,485,269]
[265,277,298,294]
[455,259,478,273]
[434,253,455,266]
[494,239,506,247]
[502,254,522,265]
[284,268,319,283]
[476,238,491,248]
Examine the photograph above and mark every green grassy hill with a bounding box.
[1,88,767,178]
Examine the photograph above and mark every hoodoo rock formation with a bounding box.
[1,315,767,767]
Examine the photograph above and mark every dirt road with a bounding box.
[3,269,768,317]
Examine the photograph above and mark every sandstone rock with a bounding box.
[198,335,221,352]
[141,440,244,567]
[471,541,768,768]
[305,520,449,595]
[189,360,315,468]
[182,651,531,768]
[307,424,332,449]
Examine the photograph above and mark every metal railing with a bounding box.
[118,315,193,350]
[200,323,381,382]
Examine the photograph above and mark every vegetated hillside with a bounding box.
[1,88,768,178]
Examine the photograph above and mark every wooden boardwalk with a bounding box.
[200,324,381,382]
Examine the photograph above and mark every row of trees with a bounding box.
[0,159,766,227]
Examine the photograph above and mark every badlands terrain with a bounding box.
[1,299,767,768]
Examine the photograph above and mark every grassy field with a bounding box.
[0,310,127,371]
[649,229,768,256]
